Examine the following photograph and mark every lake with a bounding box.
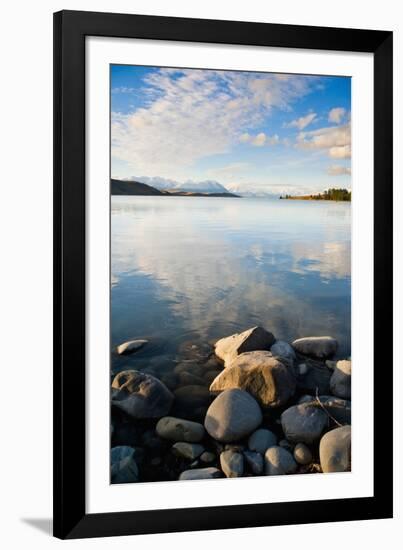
[111,196,351,375]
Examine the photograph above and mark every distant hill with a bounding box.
[111,178,164,195]
[280,188,351,202]
[111,179,240,198]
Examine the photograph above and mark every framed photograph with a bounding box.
[53,10,393,539]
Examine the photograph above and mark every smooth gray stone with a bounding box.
[292,336,338,359]
[281,403,328,444]
[248,428,277,454]
[220,450,244,478]
[179,467,223,480]
[172,442,205,460]
[200,451,216,463]
[111,370,173,419]
[244,450,264,474]
[210,351,296,408]
[330,360,351,399]
[278,439,295,452]
[111,446,138,483]
[297,395,351,425]
[204,389,262,443]
[320,425,351,473]
[215,326,275,367]
[264,446,298,475]
[116,339,148,355]
[293,442,313,465]
[271,340,297,363]
[156,416,205,442]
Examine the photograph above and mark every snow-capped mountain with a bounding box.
[123,176,230,194]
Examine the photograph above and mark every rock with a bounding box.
[179,467,223,480]
[200,451,216,463]
[178,371,206,386]
[225,444,245,452]
[204,370,222,385]
[248,428,277,454]
[278,439,294,452]
[116,339,148,355]
[172,385,213,420]
[330,360,351,399]
[271,340,297,363]
[174,362,204,377]
[215,326,275,367]
[151,456,162,466]
[111,446,138,483]
[244,450,264,474]
[281,403,328,444]
[298,394,313,404]
[204,389,262,442]
[296,360,332,395]
[210,351,296,408]
[156,416,205,442]
[264,446,297,475]
[141,430,165,452]
[160,372,178,390]
[292,336,338,359]
[177,340,212,362]
[111,370,173,419]
[319,425,351,472]
[111,421,138,447]
[293,443,313,465]
[301,396,351,425]
[220,450,244,478]
[172,442,205,460]
[326,360,337,370]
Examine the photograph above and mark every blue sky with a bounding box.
[111,65,351,195]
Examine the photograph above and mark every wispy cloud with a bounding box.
[327,165,351,176]
[296,122,351,159]
[240,132,280,147]
[112,69,320,177]
[328,107,347,124]
[284,112,317,130]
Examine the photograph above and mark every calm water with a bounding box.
[111,196,351,374]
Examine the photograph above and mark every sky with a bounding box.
[111,64,351,195]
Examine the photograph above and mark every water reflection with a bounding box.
[111,196,351,371]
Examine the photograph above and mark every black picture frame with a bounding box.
[53,9,393,539]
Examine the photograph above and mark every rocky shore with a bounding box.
[111,326,351,483]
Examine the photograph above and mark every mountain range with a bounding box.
[111,179,240,198]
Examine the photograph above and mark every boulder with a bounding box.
[281,403,328,444]
[220,450,244,478]
[264,446,297,475]
[200,451,216,464]
[330,360,351,399]
[210,351,296,408]
[292,336,338,359]
[301,396,351,425]
[156,416,205,442]
[215,326,275,367]
[271,340,297,363]
[296,360,332,395]
[319,425,351,473]
[172,442,205,460]
[204,389,262,442]
[293,443,313,465]
[116,339,148,355]
[111,446,138,483]
[248,428,277,454]
[111,370,173,419]
[179,467,223,480]
[244,450,264,475]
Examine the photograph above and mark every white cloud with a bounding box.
[328,107,346,124]
[239,132,280,147]
[284,112,317,130]
[327,165,351,176]
[252,132,267,146]
[296,122,351,158]
[112,69,319,177]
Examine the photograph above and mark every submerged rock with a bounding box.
[172,442,205,460]
[204,389,262,442]
[220,450,244,478]
[319,425,351,473]
[210,351,296,408]
[215,326,275,367]
[330,360,351,399]
[264,446,297,475]
[111,370,173,419]
[156,416,205,442]
[116,339,148,355]
[248,428,277,454]
[292,336,338,359]
[111,446,138,483]
[281,403,328,444]
[179,467,223,480]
